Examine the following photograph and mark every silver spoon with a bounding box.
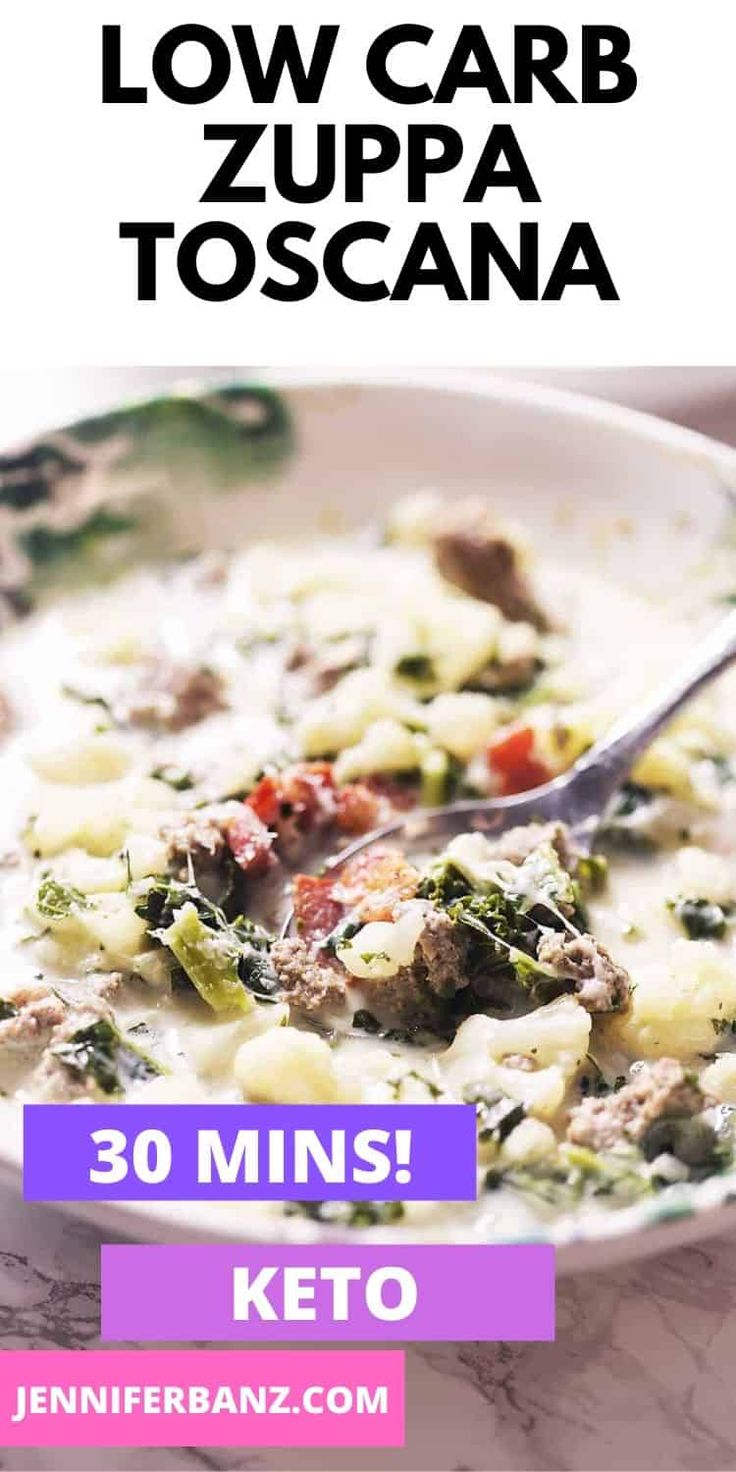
[284,608,736,933]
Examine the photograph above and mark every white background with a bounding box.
[1,1,735,366]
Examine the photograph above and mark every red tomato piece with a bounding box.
[486,726,552,796]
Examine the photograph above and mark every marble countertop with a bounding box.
[2,1181,736,1472]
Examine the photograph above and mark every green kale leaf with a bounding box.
[467,1088,525,1144]
[135,874,279,1007]
[671,896,733,941]
[51,1017,162,1096]
[486,1143,652,1209]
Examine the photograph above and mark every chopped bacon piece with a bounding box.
[245,762,337,861]
[244,762,411,869]
[333,845,421,923]
[223,806,276,878]
[334,782,384,836]
[293,874,345,942]
[292,843,420,942]
[486,726,552,797]
[247,761,335,830]
[246,761,396,860]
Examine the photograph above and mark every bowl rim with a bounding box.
[10,365,736,484]
[262,366,736,481]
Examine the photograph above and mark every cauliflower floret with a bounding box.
[45,833,169,897]
[500,1118,558,1166]
[129,1073,208,1104]
[49,849,128,895]
[185,1004,290,1081]
[28,733,132,785]
[531,707,599,774]
[334,1041,400,1103]
[496,619,539,669]
[333,719,427,784]
[28,785,130,858]
[490,1062,565,1119]
[441,831,504,887]
[701,1053,736,1104]
[376,596,503,694]
[26,778,178,859]
[234,1028,343,1104]
[77,895,148,962]
[125,833,170,880]
[297,669,423,757]
[610,939,736,1059]
[441,1015,568,1118]
[442,996,591,1083]
[30,888,147,971]
[337,904,427,980]
[425,691,503,760]
[632,736,699,803]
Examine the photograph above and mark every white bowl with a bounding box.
[4,368,736,1273]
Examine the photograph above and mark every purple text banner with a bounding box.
[101,1243,555,1342]
[23,1103,477,1202]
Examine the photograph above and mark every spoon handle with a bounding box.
[575,607,736,795]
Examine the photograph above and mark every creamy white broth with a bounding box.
[2,496,736,1241]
